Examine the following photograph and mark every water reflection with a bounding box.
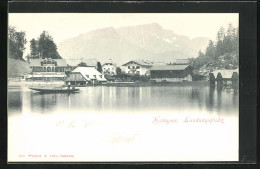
[8,85,239,115]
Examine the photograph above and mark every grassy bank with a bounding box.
[8,58,32,77]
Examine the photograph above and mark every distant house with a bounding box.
[66,66,107,85]
[66,59,100,70]
[150,64,193,82]
[122,60,153,76]
[102,59,117,75]
[29,58,67,81]
[209,69,239,86]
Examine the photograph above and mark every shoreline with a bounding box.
[8,80,210,87]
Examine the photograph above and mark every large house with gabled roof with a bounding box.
[28,58,67,81]
[122,60,153,76]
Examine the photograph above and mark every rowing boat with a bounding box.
[29,87,79,93]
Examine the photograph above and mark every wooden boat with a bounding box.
[29,87,79,93]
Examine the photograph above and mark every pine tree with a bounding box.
[30,38,38,59]
[97,62,102,73]
[215,27,225,57]
[37,31,62,59]
[205,40,216,59]
[8,26,27,61]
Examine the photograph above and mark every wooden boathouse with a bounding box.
[66,67,107,85]
[150,64,193,82]
[209,69,239,86]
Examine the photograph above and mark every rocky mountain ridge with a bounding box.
[58,23,209,65]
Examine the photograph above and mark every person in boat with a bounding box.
[68,82,71,90]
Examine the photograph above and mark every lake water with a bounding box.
[8,85,239,162]
[8,85,238,115]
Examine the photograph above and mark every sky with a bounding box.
[9,13,238,56]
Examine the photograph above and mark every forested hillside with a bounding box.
[189,24,239,76]
[8,26,61,77]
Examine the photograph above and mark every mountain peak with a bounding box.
[58,23,209,64]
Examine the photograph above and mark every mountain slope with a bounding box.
[58,23,209,65]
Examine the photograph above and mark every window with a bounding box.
[99,75,102,78]
[93,75,96,78]
[86,75,89,78]
[136,66,140,69]
[47,67,51,72]
[128,66,130,69]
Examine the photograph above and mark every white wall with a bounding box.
[122,63,149,75]
[102,64,117,75]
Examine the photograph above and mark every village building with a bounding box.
[209,69,239,86]
[66,59,100,70]
[102,59,117,75]
[66,67,107,85]
[175,59,189,64]
[122,60,153,76]
[150,64,193,82]
[28,58,67,81]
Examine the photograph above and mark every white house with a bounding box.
[66,67,107,85]
[121,60,153,76]
[102,59,117,75]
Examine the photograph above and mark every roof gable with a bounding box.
[150,64,190,71]
[212,69,239,79]
[30,59,66,67]
[122,60,153,66]
[72,67,106,81]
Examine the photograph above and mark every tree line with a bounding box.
[189,23,239,69]
[8,26,62,61]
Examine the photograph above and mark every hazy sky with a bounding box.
[9,13,238,56]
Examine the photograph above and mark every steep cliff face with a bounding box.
[58,23,209,65]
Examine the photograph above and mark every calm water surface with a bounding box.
[8,85,239,115]
[8,85,239,161]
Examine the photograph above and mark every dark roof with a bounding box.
[122,60,153,66]
[102,62,117,67]
[150,64,190,71]
[30,59,66,67]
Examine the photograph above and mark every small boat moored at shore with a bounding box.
[29,86,79,93]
